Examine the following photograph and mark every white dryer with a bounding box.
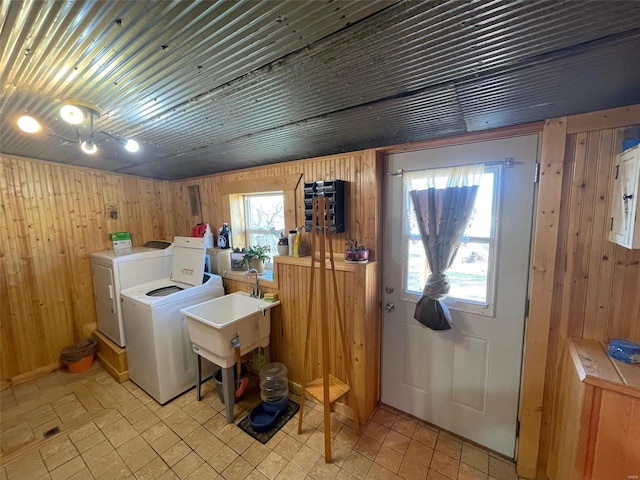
[91,241,173,347]
[121,236,224,404]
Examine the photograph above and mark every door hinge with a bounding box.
[534,163,541,183]
[516,419,520,438]
[524,297,530,318]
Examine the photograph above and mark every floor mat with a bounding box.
[237,399,299,444]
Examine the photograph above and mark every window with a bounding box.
[219,173,300,268]
[403,166,501,315]
[243,193,285,260]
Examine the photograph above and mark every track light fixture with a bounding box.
[17,100,139,155]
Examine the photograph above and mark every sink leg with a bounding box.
[196,354,202,401]
[221,366,235,422]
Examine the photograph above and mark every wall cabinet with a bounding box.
[609,144,640,249]
[548,338,640,480]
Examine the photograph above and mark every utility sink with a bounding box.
[181,292,280,369]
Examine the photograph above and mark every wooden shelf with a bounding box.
[274,254,375,272]
[548,338,640,479]
[570,337,640,398]
[305,374,351,404]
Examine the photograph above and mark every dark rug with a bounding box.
[237,399,299,444]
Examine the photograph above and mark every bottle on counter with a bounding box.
[288,230,297,256]
[293,227,301,258]
[203,223,214,248]
[218,223,232,249]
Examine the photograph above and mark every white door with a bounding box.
[91,263,119,343]
[381,135,538,457]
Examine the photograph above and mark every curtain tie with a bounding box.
[423,272,450,300]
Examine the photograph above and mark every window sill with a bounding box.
[220,269,276,288]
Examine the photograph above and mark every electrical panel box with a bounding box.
[609,144,640,249]
[304,180,346,233]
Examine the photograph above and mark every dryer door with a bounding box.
[92,263,119,345]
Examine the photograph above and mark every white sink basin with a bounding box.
[181,292,280,368]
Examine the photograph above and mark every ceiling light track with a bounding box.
[17,100,139,155]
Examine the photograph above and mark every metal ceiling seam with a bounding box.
[95,2,396,124]
[68,4,344,124]
[26,2,120,95]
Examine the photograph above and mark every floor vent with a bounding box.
[43,426,60,439]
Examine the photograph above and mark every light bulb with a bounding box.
[81,141,97,154]
[125,139,139,152]
[60,104,84,124]
[17,115,41,133]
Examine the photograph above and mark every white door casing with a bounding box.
[381,135,538,457]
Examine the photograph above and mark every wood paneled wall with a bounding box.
[0,154,169,384]
[183,147,385,423]
[167,150,380,259]
[538,125,640,476]
[517,105,640,479]
[557,128,640,344]
[224,258,379,423]
[3,106,638,477]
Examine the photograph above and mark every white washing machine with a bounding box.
[121,236,224,404]
[91,241,173,347]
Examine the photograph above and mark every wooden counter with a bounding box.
[548,338,640,480]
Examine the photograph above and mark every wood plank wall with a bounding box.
[168,151,382,422]
[167,151,380,259]
[518,105,640,479]
[0,154,169,384]
[537,125,640,477]
[2,107,638,477]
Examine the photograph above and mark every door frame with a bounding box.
[374,106,639,477]
[380,134,539,457]
[373,122,544,456]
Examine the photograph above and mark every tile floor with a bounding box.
[0,363,524,480]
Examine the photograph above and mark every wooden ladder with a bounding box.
[297,196,361,463]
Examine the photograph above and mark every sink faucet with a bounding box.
[246,269,261,298]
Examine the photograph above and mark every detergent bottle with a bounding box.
[293,227,301,257]
[203,223,214,248]
[218,223,232,249]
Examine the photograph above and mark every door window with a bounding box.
[403,166,501,316]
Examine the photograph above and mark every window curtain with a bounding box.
[407,165,483,330]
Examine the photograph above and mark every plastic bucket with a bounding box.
[214,364,247,404]
[66,354,95,373]
[61,338,98,373]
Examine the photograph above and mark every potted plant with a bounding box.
[276,232,289,256]
[242,244,271,273]
[344,239,369,263]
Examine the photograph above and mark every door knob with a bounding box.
[385,303,395,313]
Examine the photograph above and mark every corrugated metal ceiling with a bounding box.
[1,0,639,180]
